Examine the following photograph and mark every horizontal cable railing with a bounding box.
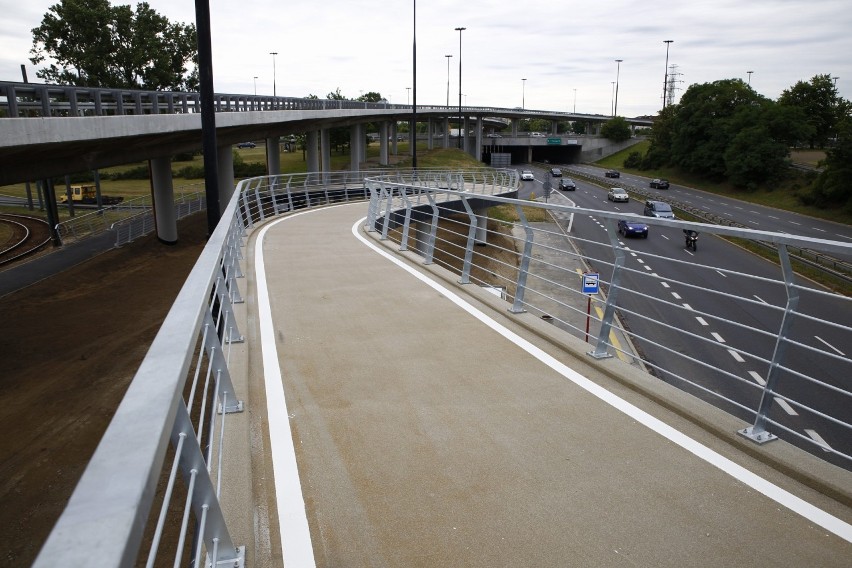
[365,173,852,469]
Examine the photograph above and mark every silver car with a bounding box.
[608,187,629,202]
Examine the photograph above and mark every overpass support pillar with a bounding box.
[321,128,331,182]
[217,145,236,206]
[511,119,519,137]
[379,122,389,165]
[149,156,177,244]
[551,120,558,135]
[427,119,434,150]
[473,117,483,161]
[266,136,280,176]
[306,131,319,173]
[527,146,533,163]
[463,116,470,154]
[443,117,450,148]
[391,122,398,155]
[350,124,362,172]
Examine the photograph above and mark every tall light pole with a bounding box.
[614,59,623,117]
[522,78,527,109]
[747,70,753,85]
[455,26,466,149]
[611,81,615,116]
[253,76,258,96]
[445,54,452,107]
[662,40,673,109]
[412,0,417,168]
[573,88,577,113]
[406,87,411,105]
[269,51,278,97]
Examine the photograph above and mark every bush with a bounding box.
[623,151,643,169]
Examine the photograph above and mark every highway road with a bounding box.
[517,164,852,468]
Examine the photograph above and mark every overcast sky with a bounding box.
[1,0,850,118]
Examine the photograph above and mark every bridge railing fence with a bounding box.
[365,174,852,470]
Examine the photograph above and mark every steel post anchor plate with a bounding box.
[218,400,245,415]
[208,544,246,567]
[737,426,778,444]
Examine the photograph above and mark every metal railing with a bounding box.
[0,81,637,124]
[35,167,850,564]
[365,173,852,469]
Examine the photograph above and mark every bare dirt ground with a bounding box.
[0,213,208,565]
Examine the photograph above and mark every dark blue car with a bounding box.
[618,219,649,238]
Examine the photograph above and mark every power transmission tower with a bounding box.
[665,64,683,107]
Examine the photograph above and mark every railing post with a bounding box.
[588,219,623,359]
[423,189,440,265]
[509,204,533,313]
[398,185,414,252]
[739,244,799,444]
[458,194,478,284]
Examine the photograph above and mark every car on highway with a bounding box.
[559,178,576,191]
[236,141,256,149]
[650,178,670,189]
[486,133,503,138]
[530,132,546,137]
[617,219,649,238]
[607,187,629,202]
[521,170,535,181]
[549,168,562,177]
[605,169,620,178]
[643,200,676,219]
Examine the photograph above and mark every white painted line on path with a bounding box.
[753,295,768,304]
[695,316,709,326]
[774,398,799,416]
[711,332,726,343]
[728,349,745,362]
[748,370,767,386]
[353,217,852,543]
[671,292,682,300]
[256,213,320,568]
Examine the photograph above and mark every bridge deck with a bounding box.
[232,202,851,567]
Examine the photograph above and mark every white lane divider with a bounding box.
[352,217,852,543]
[805,429,833,452]
[695,316,709,326]
[711,332,726,343]
[728,349,745,362]
[256,213,320,568]
[815,336,845,356]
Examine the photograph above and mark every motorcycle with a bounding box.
[684,230,698,251]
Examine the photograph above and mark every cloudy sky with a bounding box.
[1,0,850,117]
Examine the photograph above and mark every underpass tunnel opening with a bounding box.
[482,144,582,166]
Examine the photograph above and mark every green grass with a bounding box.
[595,142,851,226]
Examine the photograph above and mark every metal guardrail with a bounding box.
[0,81,635,124]
[365,173,852,469]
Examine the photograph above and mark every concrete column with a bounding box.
[474,117,483,161]
[427,119,434,150]
[149,156,177,244]
[551,120,558,135]
[361,126,367,163]
[391,123,398,155]
[306,130,319,173]
[217,145,236,206]
[350,124,361,171]
[379,122,389,165]
[321,128,331,182]
[409,119,415,156]
[463,116,469,153]
[266,136,280,176]
[443,117,450,148]
[511,119,519,137]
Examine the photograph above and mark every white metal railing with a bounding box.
[365,173,852,470]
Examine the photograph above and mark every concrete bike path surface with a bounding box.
[247,202,851,567]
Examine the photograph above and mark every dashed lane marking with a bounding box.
[728,349,745,362]
[711,332,726,343]
[815,336,845,356]
[805,429,832,452]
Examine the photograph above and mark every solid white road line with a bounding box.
[256,213,321,568]
[815,335,846,356]
[353,217,852,543]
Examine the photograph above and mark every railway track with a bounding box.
[0,213,52,267]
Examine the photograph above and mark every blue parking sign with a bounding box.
[582,272,600,295]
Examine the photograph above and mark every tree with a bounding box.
[804,117,852,210]
[723,125,788,190]
[779,74,841,148]
[30,0,197,90]
[600,116,631,142]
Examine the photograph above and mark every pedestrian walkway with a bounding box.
[238,201,851,567]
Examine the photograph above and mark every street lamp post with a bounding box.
[522,78,527,109]
[614,59,623,117]
[573,88,577,113]
[662,40,673,109]
[445,54,452,107]
[406,87,411,105]
[412,0,417,168]
[455,26,466,149]
[253,76,258,96]
[269,51,278,97]
[747,70,753,85]
[611,82,615,116]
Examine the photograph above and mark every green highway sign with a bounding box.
[547,138,561,145]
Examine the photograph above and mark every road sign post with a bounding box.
[582,272,600,342]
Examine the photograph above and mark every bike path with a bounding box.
[241,202,851,567]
